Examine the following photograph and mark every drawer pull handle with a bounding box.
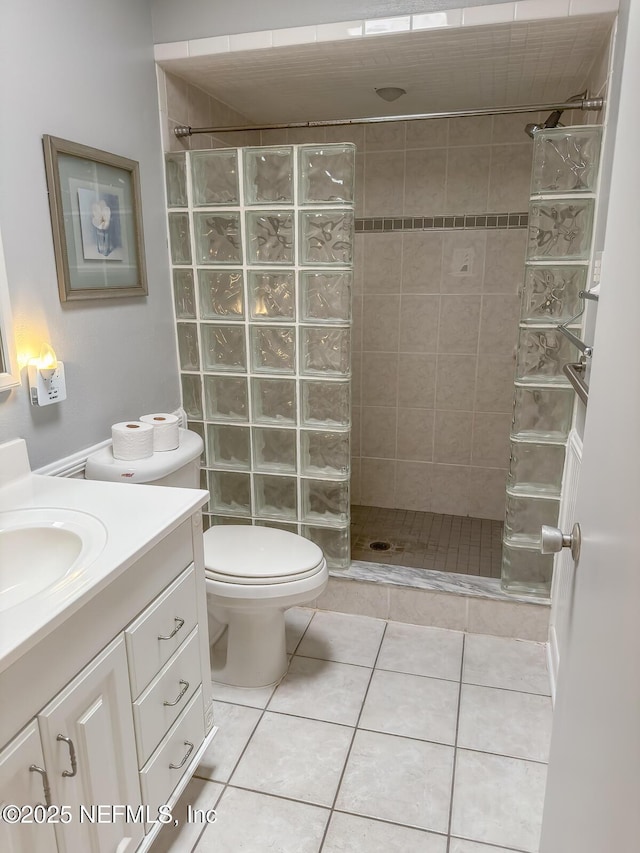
[164,680,190,707]
[29,765,51,807]
[56,735,77,778]
[169,740,194,770]
[158,617,185,641]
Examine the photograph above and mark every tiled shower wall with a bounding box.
[159,71,539,521]
[351,115,535,520]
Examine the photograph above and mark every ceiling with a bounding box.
[159,15,614,125]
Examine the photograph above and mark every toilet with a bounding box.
[85,429,328,687]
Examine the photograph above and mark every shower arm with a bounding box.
[174,97,604,137]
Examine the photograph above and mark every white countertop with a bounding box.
[0,473,208,673]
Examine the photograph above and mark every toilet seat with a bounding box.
[203,525,325,586]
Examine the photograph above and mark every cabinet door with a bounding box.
[38,635,144,853]
[0,720,58,853]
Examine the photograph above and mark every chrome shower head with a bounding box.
[524,109,564,138]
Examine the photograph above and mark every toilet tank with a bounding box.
[85,428,203,488]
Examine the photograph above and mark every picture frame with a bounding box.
[43,135,148,301]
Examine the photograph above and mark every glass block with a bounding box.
[527,200,594,261]
[531,126,602,195]
[181,374,203,420]
[254,474,297,520]
[301,328,350,376]
[301,380,351,427]
[190,149,239,206]
[165,153,187,207]
[187,421,206,463]
[202,325,246,372]
[211,515,252,526]
[255,520,299,534]
[521,265,587,324]
[515,327,578,384]
[300,211,354,266]
[208,470,251,516]
[501,541,553,597]
[168,212,192,264]
[252,378,296,424]
[176,323,200,370]
[507,439,566,497]
[299,145,356,204]
[246,211,294,265]
[173,269,196,319]
[504,492,560,547]
[302,479,349,525]
[204,375,248,421]
[198,270,244,320]
[301,430,350,478]
[301,272,352,324]
[251,326,296,374]
[243,147,293,205]
[303,525,351,569]
[252,427,297,473]
[207,424,251,470]
[194,212,242,264]
[512,385,574,441]
[248,271,295,321]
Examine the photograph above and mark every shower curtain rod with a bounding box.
[174,96,604,137]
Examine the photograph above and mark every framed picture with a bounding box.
[43,135,148,301]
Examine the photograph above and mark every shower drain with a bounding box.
[369,540,391,551]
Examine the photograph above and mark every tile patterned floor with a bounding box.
[152,608,552,853]
[351,505,504,578]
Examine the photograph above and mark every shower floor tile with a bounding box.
[151,608,551,853]
[350,504,503,578]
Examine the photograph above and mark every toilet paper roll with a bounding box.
[111,421,154,461]
[140,412,180,452]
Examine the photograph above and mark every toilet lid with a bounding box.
[203,525,325,584]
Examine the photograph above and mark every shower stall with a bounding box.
[164,86,604,598]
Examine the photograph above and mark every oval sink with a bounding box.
[0,508,107,611]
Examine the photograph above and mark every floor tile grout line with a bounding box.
[446,632,466,851]
[317,620,389,853]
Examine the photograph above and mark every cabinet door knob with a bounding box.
[29,764,51,807]
[56,734,78,778]
[169,740,194,770]
[163,680,190,707]
[158,617,185,641]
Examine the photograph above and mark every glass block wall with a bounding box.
[165,144,355,568]
[502,126,602,596]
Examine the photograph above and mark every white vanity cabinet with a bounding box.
[38,635,144,853]
[0,511,215,853]
[0,721,57,853]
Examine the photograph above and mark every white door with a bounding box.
[38,636,144,853]
[540,4,640,851]
[0,720,58,853]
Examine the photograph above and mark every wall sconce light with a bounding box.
[27,343,67,406]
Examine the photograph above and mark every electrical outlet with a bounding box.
[28,362,67,406]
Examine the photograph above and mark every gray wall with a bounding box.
[0,0,180,468]
[152,0,513,43]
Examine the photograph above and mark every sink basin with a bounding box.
[0,508,107,611]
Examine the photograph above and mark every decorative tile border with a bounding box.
[355,212,529,233]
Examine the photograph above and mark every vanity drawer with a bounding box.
[133,627,202,768]
[139,686,205,814]
[126,565,198,697]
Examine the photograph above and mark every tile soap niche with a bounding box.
[167,144,356,567]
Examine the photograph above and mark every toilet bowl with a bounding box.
[84,429,328,689]
[204,525,328,687]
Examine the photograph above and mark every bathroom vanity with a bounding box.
[0,439,213,852]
